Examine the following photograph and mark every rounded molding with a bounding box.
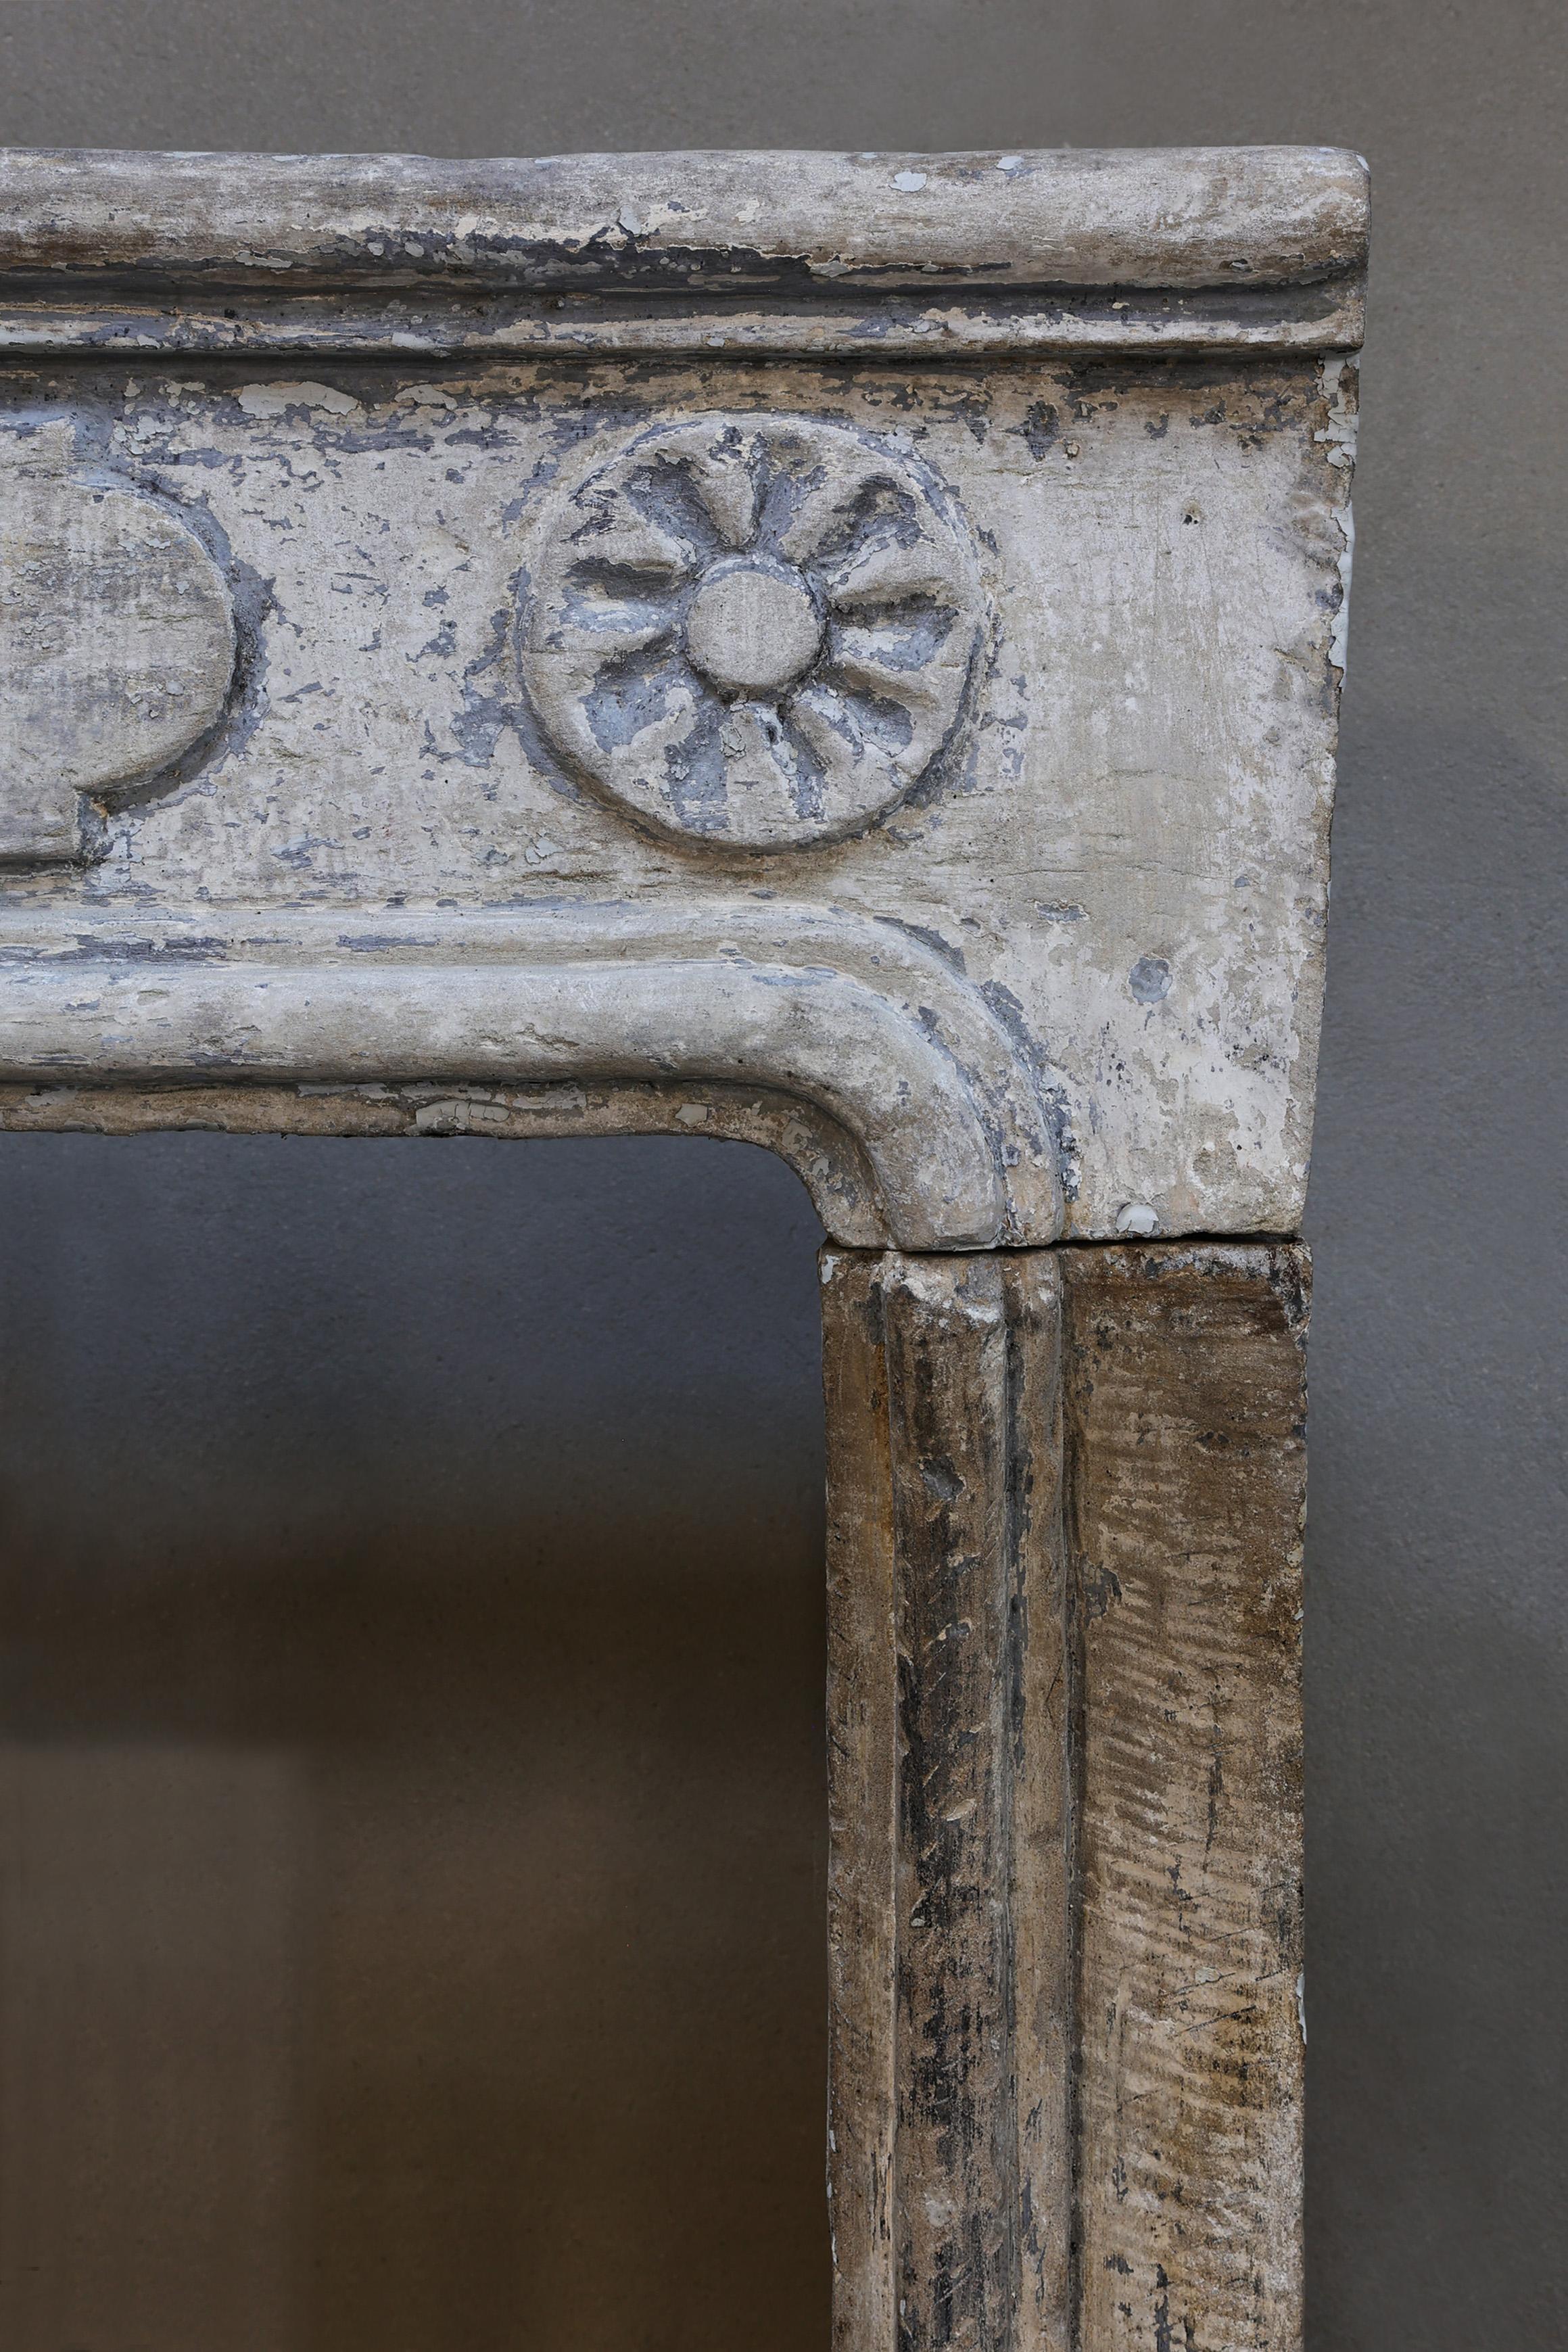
[520,413,984,849]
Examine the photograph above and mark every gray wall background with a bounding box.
[0,4,1563,2347]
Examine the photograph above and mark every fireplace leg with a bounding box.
[820,1243,1307,2352]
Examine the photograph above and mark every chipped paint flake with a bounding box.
[236,379,362,417]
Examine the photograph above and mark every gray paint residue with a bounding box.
[1129,955,1172,1004]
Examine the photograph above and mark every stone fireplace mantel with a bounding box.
[0,142,1364,2352]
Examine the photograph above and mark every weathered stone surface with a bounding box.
[0,150,1367,362]
[0,146,1368,296]
[0,153,1360,1242]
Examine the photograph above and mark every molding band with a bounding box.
[0,903,1066,1248]
[0,940,1064,1250]
[0,145,1368,356]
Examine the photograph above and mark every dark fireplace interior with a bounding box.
[0,1131,831,2352]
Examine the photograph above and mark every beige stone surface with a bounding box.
[0,178,1358,1242]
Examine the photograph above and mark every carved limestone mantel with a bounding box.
[0,145,1364,2348]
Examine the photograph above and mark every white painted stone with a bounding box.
[0,149,1364,1247]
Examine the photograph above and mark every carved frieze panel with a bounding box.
[0,339,1355,1242]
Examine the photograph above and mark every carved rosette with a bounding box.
[520,414,984,849]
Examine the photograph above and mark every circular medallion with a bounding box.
[520,415,984,849]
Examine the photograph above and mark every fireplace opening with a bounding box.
[0,1131,831,2352]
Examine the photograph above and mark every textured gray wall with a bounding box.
[1,5,1563,2347]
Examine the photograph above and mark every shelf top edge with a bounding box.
[0,145,1369,300]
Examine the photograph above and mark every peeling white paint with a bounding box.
[1116,1204,1162,1238]
[236,379,362,417]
